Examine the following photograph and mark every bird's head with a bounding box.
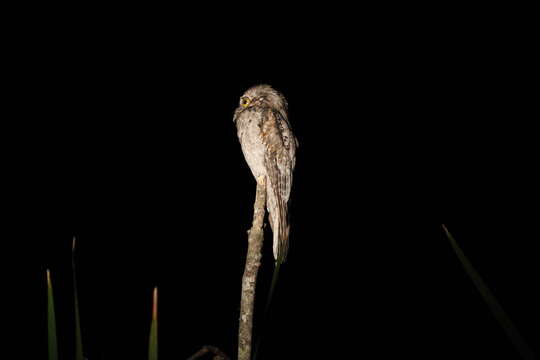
[234,84,288,122]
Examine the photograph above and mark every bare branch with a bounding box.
[238,178,267,360]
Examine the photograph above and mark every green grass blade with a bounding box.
[149,286,158,360]
[47,269,58,360]
[442,224,536,360]
[72,237,84,360]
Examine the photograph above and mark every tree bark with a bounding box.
[238,178,266,360]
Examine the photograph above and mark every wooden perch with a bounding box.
[238,178,267,360]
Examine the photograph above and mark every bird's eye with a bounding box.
[240,97,250,108]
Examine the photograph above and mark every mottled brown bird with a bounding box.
[233,84,298,263]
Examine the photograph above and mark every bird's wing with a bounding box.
[275,109,298,169]
[262,109,296,262]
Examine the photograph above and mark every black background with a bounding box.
[7,24,539,359]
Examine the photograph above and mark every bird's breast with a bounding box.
[236,110,267,179]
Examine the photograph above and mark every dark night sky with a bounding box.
[8,29,538,359]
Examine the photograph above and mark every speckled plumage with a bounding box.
[234,85,298,262]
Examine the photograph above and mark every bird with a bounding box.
[233,84,298,264]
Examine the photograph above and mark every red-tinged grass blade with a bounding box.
[47,269,58,360]
[149,286,158,360]
[442,224,535,360]
[72,237,84,360]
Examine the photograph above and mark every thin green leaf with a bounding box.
[47,269,58,360]
[442,224,535,360]
[149,286,158,360]
[72,237,84,360]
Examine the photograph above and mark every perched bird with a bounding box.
[233,84,298,263]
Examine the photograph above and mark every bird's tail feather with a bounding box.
[273,200,289,263]
[442,225,535,360]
